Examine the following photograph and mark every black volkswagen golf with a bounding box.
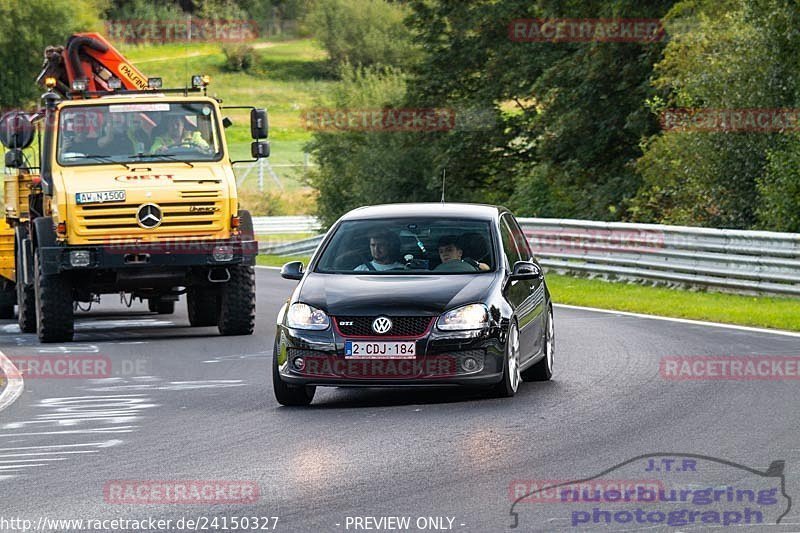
[273,203,554,405]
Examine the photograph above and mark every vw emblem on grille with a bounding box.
[371,316,393,334]
[136,203,163,229]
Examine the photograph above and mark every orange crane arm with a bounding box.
[36,33,149,96]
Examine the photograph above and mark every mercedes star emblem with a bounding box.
[137,203,163,229]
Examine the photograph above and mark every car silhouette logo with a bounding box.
[372,317,393,334]
[137,203,163,229]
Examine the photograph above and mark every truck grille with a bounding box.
[74,195,225,240]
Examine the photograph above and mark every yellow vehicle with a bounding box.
[0,34,266,342]
[0,219,16,318]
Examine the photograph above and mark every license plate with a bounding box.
[75,190,126,204]
[345,341,416,359]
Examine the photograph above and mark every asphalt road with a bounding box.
[0,267,799,532]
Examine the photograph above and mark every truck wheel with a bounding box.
[15,243,35,333]
[148,298,175,315]
[34,249,74,343]
[217,265,255,336]
[187,287,219,327]
[0,283,15,319]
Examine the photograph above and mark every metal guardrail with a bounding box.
[254,216,800,296]
[253,216,321,235]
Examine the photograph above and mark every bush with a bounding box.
[238,188,317,216]
[304,64,440,228]
[222,44,257,72]
[305,0,420,72]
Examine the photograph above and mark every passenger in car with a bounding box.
[354,230,405,271]
[436,235,490,271]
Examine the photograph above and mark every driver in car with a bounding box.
[354,230,405,271]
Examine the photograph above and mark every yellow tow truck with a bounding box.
[0,33,267,342]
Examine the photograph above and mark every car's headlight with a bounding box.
[437,304,488,331]
[287,303,330,330]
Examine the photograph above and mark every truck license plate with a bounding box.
[75,190,126,204]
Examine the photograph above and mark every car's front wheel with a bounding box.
[522,305,554,382]
[491,321,521,397]
[272,340,315,406]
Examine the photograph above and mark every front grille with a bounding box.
[74,197,224,238]
[334,316,433,338]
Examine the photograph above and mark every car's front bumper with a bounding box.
[275,323,506,387]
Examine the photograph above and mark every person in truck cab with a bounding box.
[150,114,209,153]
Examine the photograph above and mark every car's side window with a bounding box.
[507,215,532,261]
[500,216,522,268]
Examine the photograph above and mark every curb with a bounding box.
[0,349,24,413]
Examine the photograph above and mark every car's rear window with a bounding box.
[315,217,495,274]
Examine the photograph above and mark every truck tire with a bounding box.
[148,298,175,314]
[15,241,36,333]
[34,249,74,343]
[187,287,219,327]
[217,265,255,336]
[0,283,15,319]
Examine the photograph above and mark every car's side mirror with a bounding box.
[251,140,270,159]
[222,117,233,129]
[509,260,542,280]
[250,108,268,139]
[281,261,304,280]
[4,148,24,168]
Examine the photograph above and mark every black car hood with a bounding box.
[298,273,498,316]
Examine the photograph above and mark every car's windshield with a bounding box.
[57,101,222,166]
[315,217,495,274]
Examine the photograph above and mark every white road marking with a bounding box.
[0,349,24,414]
[0,440,123,451]
[554,303,800,338]
[255,265,281,271]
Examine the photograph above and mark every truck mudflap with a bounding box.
[38,238,257,276]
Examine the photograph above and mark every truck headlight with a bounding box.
[287,303,330,330]
[212,245,234,262]
[69,250,91,267]
[437,304,488,331]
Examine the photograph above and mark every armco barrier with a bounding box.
[254,216,800,296]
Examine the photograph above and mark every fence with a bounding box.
[253,216,800,297]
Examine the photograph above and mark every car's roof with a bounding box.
[341,203,507,221]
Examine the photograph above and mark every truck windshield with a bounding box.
[57,101,222,166]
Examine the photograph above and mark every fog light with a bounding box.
[147,77,163,89]
[293,357,305,371]
[462,357,478,373]
[212,245,234,262]
[69,250,91,267]
[107,77,122,90]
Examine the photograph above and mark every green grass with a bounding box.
[257,254,310,267]
[546,274,800,332]
[120,39,330,167]
[255,255,800,331]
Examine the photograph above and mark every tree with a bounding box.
[0,0,105,109]
[632,0,800,229]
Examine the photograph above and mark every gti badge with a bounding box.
[371,316,393,334]
[137,203,163,229]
